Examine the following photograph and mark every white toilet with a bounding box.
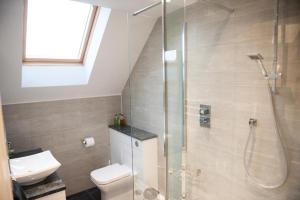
[90,163,133,200]
[90,127,158,200]
[90,128,134,200]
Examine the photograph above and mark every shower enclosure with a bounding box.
[124,0,300,199]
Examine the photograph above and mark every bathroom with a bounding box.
[0,0,299,200]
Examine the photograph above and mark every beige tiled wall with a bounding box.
[3,96,121,195]
[185,0,300,200]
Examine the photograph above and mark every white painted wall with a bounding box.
[0,0,156,104]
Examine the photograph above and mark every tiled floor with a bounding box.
[67,188,101,200]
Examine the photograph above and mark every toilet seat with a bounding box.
[90,163,131,185]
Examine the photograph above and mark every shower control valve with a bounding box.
[200,105,210,115]
[200,104,211,128]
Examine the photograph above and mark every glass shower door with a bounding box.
[126,0,186,199]
[126,3,166,200]
[164,0,185,200]
[127,1,300,200]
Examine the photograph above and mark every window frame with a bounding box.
[23,0,99,65]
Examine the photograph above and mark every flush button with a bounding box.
[135,141,139,147]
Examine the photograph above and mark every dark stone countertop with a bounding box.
[11,148,66,200]
[109,125,157,141]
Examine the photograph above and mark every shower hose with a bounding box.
[243,80,288,189]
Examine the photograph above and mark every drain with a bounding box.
[143,188,159,200]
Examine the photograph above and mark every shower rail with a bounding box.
[132,1,161,16]
[132,0,234,16]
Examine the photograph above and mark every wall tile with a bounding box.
[3,96,121,195]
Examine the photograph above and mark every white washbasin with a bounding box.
[9,150,61,186]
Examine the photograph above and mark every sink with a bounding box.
[9,150,61,186]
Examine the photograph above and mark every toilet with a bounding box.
[90,127,158,200]
[90,163,133,200]
[90,128,134,200]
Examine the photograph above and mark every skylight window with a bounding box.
[23,0,98,64]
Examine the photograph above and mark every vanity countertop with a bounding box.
[109,125,157,141]
[11,148,66,200]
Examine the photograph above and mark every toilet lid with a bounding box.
[91,163,131,185]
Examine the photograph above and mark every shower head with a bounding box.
[248,53,264,60]
[247,53,269,78]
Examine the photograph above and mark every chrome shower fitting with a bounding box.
[247,54,269,79]
[247,53,281,93]
[248,118,257,127]
[245,53,288,189]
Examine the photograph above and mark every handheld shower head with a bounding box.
[247,53,269,78]
[248,53,264,61]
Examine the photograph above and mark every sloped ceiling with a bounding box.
[0,0,157,104]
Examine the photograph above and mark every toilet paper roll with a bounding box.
[83,137,95,147]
